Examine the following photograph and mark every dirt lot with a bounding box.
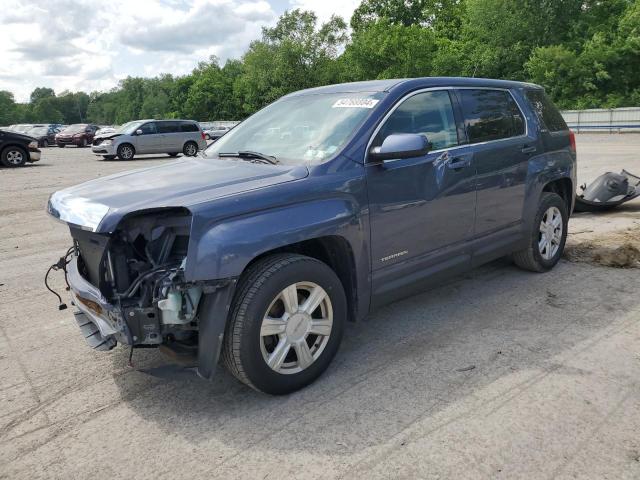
[1,136,639,479]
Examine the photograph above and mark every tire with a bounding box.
[222,254,346,395]
[58,144,66,148]
[168,153,179,157]
[205,134,211,140]
[42,139,49,148]
[80,138,87,148]
[102,155,116,160]
[513,192,568,272]
[1,146,27,167]
[117,143,135,160]
[183,141,198,157]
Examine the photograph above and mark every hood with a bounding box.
[94,132,121,140]
[1,130,36,142]
[48,158,309,233]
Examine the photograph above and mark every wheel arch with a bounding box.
[542,177,573,214]
[243,236,358,322]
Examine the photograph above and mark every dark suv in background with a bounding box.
[47,77,576,394]
[56,124,99,148]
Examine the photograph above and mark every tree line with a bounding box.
[1,0,639,126]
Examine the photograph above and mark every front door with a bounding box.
[366,89,477,303]
[134,121,161,153]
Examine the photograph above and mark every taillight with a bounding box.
[201,131,206,140]
[569,130,576,153]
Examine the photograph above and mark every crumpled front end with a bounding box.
[61,209,210,356]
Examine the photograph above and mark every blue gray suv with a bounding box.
[47,77,576,394]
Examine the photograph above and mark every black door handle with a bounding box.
[522,145,537,154]
[446,157,470,170]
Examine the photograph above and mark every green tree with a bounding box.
[0,91,19,125]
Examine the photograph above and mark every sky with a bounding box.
[0,0,360,102]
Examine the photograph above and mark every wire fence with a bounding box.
[561,107,640,133]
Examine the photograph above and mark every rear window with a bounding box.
[525,89,567,132]
[180,122,199,132]
[457,89,525,143]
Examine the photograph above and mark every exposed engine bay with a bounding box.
[68,209,204,350]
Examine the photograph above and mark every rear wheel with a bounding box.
[1,146,27,167]
[513,192,568,272]
[80,138,87,148]
[117,143,135,160]
[58,144,66,148]
[42,139,49,148]
[222,254,346,395]
[183,141,198,157]
[168,153,179,157]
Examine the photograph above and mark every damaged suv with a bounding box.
[47,78,576,394]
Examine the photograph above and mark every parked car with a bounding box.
[95,126,116,136]
[55,124,99,148]
[26,125,60,147]
[8,124,34,134]
[0,128,41,167]
[47,78,576,394]
[203,125,231,141]
[91,119,206,160]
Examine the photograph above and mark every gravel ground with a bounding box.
[1,136,639,479]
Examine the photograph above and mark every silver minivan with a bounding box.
[91,119,207,160]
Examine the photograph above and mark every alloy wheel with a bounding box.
[6,149,24,165]
[259,281,333,374]
[538,206,563,260]
[185,143,197,156]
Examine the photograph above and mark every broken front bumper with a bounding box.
[67,255,130,348]
[65,253,237,380]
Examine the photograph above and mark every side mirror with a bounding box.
[369,133,430,162]
[135,129,143,136]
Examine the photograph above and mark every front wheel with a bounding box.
[102,155,116,160]
[117,143,135,160]
[513,192,568,272]
[222,254,346,395]
[1,146,27,167]
[42,139,49,148]
[57,144,65,148]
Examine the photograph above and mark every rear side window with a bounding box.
[525,89,567,132]
[180,122,199,132]
[457,89,525,143]
[374,90,459,151]
[157,121,180,133]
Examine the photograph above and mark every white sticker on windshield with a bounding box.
[332,98,380,109]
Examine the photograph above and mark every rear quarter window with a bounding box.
[457,89,525,143]
[180,123,199,132]
[525,89,567,132]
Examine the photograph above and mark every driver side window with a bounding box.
[374,90,459,151]
[139,122,157,135]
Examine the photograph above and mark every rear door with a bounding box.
[157,121,181,151]
[454,89,532,240]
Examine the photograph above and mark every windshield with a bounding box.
[116,121,145,134]
[204,92,385,163]
[62,124,87,134]
[28,127,48,136]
